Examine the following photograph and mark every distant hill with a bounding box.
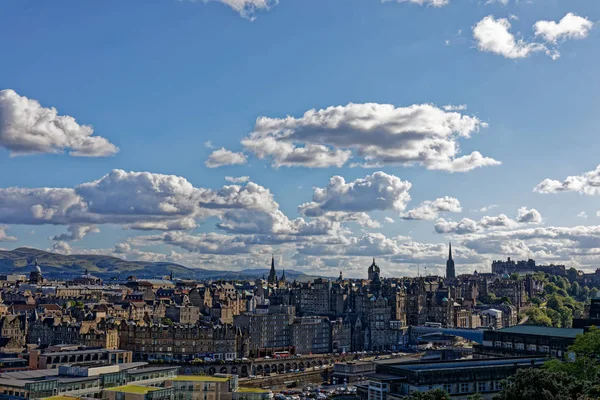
[0,247,324,281]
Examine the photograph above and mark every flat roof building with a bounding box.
[357,357,546,400]
[476,325,583,359]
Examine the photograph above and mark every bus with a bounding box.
[274,351,290,359]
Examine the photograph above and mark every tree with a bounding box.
[547,295,564,311]
[570,281,581,298]
[526,308,552,327]
[570,326,600,358]
[582,286,591,301]
[591,287,600,300]
[406,389,450,400]
[494,368,585,400]
[568,267,579,282]
[467,394,483,400]
[161,317,174,326]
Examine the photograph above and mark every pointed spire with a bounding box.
[448,242,453,261]
[268,254,277,284]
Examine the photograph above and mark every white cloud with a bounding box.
[461,225,600,261]
[577,212,588,219]
[443,104,467,111]
[435,207,542,234]
[299,172,412,217]
[204,140,214,149]
[382,0,449,7]
[435,218,480,234]
[401,196,462,220]
[534,165,600,195]
[0,226,17,242]
[473,16,552,59]
[385,217,396,224]
[187,0,278,20]
[474,13,593,61]
[225,176,250,183]
[242,103,497,172]
[319,212,382,229]
[486,0,509,4]
[114,242,131,254]
[0,89,119,157]
[0,169,205,230]
[479,213,516,227]
[51,224,99,241]
[52,241,72,255]
[472,204,498,213]
[205,148,248,168]
[516,206,543,224]
[534,13,594,44]
[199,181,340,236]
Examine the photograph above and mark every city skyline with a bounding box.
[1,0,600,278]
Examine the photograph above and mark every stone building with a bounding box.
[290,316,331,354]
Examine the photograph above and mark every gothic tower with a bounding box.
[446,242,456,279]
[268,255,277,284]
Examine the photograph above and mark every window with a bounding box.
[460,383,470,393]
[477,381,487,392]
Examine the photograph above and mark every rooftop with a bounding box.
[40,396,80,400]
[171,375,230,382]
[105,385,162,394]
[389,357,546,372]
[237,388,271,393]
[496,325,584,338]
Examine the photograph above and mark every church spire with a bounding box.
[268,254,277,284]
[446,242,456,279]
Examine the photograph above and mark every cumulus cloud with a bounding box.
[114,242,131,254]
[0,169,206,230]
[195,0,278,20]
[516,206,543,224]
[299,172,412,217]
[401,196,462,220]
[479,214,516,228]
[52,241,72,255]
[0,89,118,157]
[385,217,396,224]
[319,212,382,229]
[461,225,600,260]
[474,13,593,60]
[442,104,467,111]
[473,16,552,59]
[534,165,600,195]
[435,218,480,234]
[205,148,248,168]
[0,226,17,242]
[51,224,99,241]
[577,212,588,219]
[382,0,449,7]
[534,13,594,44]
[435,207,542,234]
[225,176,250,183]
[472,204,498,213]
[241,103,498,172]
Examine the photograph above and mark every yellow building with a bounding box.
[233,388,273,400]
[168,375,237,400]
[104,385,174,400]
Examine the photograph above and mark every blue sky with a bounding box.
[0,0,599,277]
